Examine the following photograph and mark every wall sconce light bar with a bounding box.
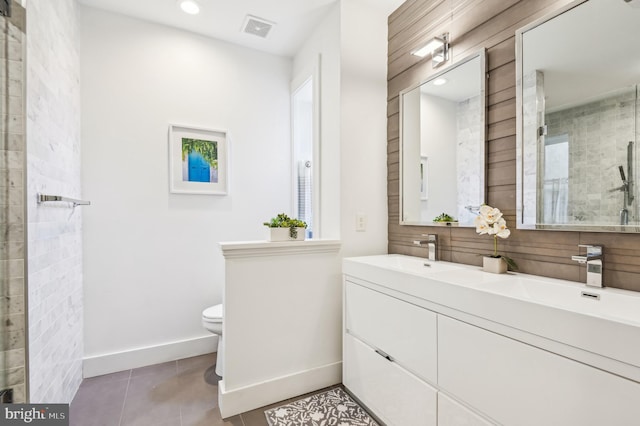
[432,48,447,65]
[411,33,450,68]
[411,37,445,57]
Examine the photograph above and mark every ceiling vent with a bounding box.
[242,15,275,39]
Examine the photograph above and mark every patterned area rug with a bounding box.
[264,387,379,426]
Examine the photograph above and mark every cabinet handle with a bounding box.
[375,349,393,362]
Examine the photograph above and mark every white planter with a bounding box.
[483,256,507,274]
[267,227,306,242]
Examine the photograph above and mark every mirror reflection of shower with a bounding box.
[536,81,639,226]
[612,142,634,225]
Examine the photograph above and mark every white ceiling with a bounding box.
[522,0,640,110]
[77,0,405,57]
[419,56,482,103]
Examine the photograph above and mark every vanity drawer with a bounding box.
[345,281,437,383]
[343,333,437,426]
[438,315,640,426]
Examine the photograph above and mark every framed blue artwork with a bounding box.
[169,124,228,195]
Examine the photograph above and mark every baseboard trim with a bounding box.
[218,361,342,418]
[83,334,218,378]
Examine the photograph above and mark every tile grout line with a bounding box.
[117,369,133,426]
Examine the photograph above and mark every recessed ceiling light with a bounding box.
[433,78,447,86]
[178,0,200,15]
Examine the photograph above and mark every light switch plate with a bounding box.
[356,213,367,232]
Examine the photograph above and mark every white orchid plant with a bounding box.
[474,205,517,270]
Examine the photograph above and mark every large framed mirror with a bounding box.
[516,0,640,231]
[400,50,487,226]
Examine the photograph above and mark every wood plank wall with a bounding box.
[387,0,640,292]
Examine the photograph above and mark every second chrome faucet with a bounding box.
[413,234,438,261]
[571,244,603,288]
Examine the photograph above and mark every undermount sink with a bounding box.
[343,254,640,380]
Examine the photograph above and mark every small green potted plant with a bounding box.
[263,213,308,241]
[433,212,459,226]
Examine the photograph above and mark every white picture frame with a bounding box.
[169,124,228,195]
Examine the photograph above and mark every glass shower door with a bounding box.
[0,0,27,404]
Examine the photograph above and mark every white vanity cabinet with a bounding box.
[342,255,640,426]
[345,281,437,382]
[343,334,437,425]
[344,281,438,425]
[438,316,640,426]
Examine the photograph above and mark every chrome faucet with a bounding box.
[413,234,438,261]
[571,244,603,288]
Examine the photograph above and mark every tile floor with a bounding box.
[70,353,339,426]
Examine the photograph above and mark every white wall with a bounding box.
[26,0,84,403]
[340,0,390,257]
[219,240,342,417]
[80,7,292,374]
[292,0,389,256]
[401,89,422,223]
[292,4,342,241]
[421,94,457,222]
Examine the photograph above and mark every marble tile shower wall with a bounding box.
[0,1,26,404]
[26,0,83,403]
[546,89,638,224]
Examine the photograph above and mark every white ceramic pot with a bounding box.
[483,256,507,274]
[267,227,306,241]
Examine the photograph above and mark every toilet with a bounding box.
[202,304,223,377]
